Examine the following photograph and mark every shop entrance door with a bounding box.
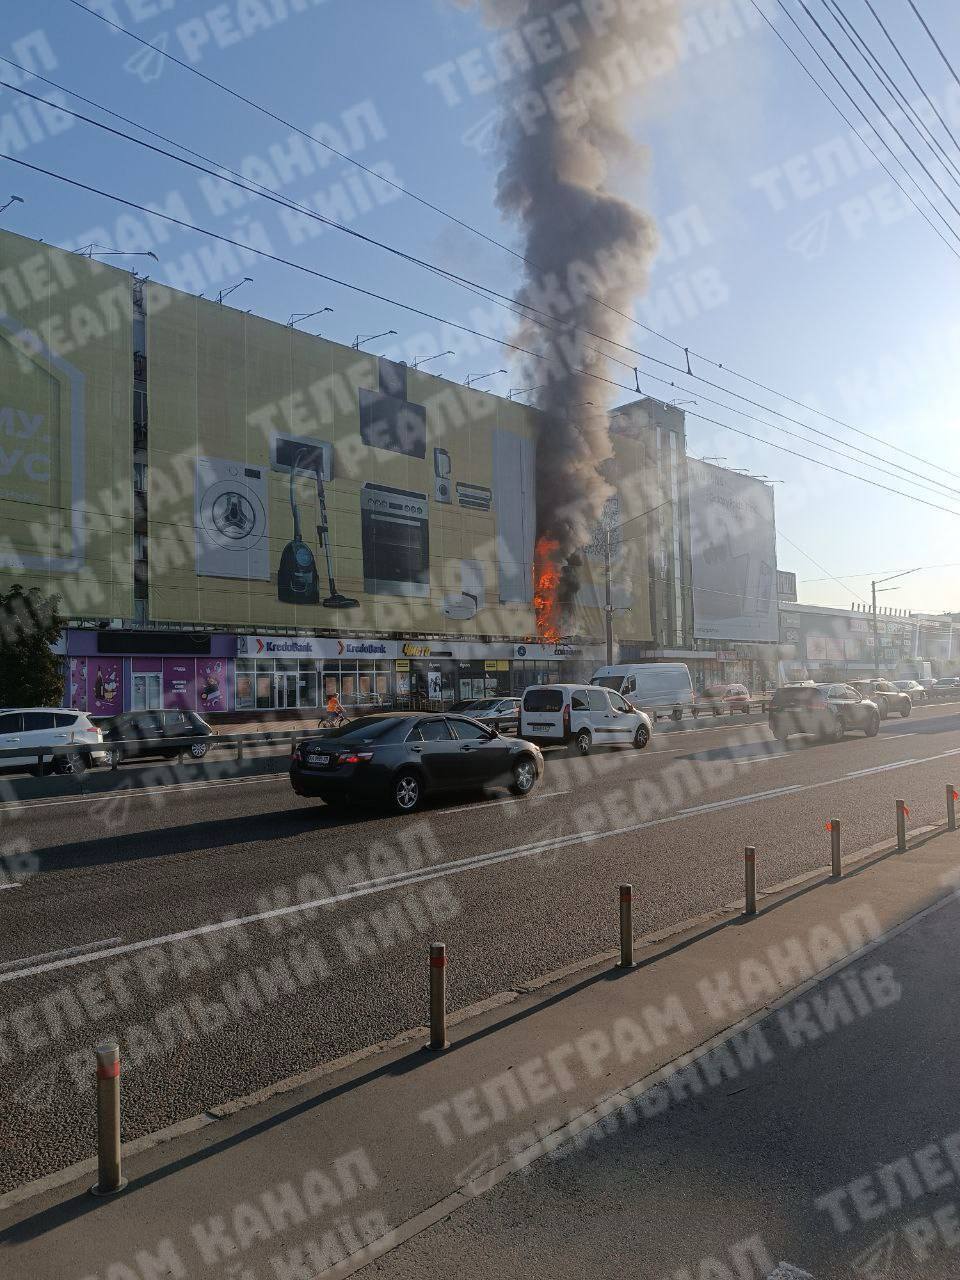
[275,673,298,709]
[132,672,162,711]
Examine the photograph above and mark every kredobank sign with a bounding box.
[238,636,398,659]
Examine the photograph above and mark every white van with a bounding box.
[519,684,653,755]
[591,663,694,722]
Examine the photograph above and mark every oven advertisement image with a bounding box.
[144,290,542,637]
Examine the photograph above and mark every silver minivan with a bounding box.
[591,663,695,722]
[519,684,653,755]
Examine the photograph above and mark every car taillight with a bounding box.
[291,745,302,762]
[342,752,373,764]
[562,703,571,732]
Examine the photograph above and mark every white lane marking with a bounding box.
[0,936,123,972]
[881,731,916,739]
[6,741,960,985]
[441,788,571,816]
[734,754,787,765]
[846,759,920,779]
[0,883,22,892]
[0,772,287,812]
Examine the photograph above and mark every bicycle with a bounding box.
[318,710,349,730]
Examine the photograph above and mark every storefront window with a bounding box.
[236,660,255,710]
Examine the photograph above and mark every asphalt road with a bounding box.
[369,869,960,1280]
[2,701,960,1191]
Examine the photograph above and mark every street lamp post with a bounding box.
[287,307,333,328]
[411,349,454,370]
[464,368,506,389]
[871,567,921,675]
[352,329,396,350]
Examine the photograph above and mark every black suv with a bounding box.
[101,709,214,763]
[768,683,881,743]
[849,679,911,720]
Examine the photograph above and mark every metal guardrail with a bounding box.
[0,728,315,774]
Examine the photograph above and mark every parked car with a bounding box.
[893,679,927,704]
[0,708,107,774]
[591,663,694,722]
[933,677,960,693]
[519,684,653,755]
[768,683,881,743]
[849,679,911,719]
[101,709,214,763]
[290,713,543,812]
[448,699,479,714]
[461,696,521,733]
[692,683,752,717]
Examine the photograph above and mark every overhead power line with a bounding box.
[5,150,960,525]
[62,0,960,488]
[8,68,960,504]
[822,0,960,186]
[905,0,960,95]
[862,0,960,163]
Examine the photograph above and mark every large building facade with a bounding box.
[1,227,792,715]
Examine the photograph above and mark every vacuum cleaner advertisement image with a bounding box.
[145,289,538,636]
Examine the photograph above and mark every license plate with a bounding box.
[530,723,553,732]
[307,753,330,766]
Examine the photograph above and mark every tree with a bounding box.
[0,584,65,708]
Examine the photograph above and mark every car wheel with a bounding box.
[509,757,537,796]
[574,728,592,756]
[865,713,880,738]
[392,770,422,813]
[103,748,120,767]
[190,741,209,758]
[692,708,699,718]
[878,698,888,720]
[671,707,683,722]
[900,704,911,719]
[633,724,650,750]
[55,751,87,776]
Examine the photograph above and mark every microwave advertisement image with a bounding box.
[145,288,540,637]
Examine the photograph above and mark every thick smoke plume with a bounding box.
[453,0,679,622]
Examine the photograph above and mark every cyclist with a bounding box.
[319,690,347,728]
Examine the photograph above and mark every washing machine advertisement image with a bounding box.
[146,295,541,636]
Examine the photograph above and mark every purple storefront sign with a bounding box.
[163,659,197,711]
[88,661,122,718]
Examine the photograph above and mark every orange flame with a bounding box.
[534,535,562,642]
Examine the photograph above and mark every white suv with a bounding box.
[519,684,653,755]
[0,708,107,774]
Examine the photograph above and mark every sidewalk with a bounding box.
[3,821,960,1279]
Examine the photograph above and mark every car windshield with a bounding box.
[469,699,501,711]
[592,676,623,690]
[317,716,405,742]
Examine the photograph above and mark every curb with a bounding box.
[1,818,950,1212]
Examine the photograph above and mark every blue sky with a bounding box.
[3,0,960,612]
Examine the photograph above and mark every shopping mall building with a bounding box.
[1,228,779,717]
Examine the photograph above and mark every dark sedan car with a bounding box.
[290,712,543,812]
[101,709,215,763]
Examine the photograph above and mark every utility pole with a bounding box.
[871,579,880,676]
[604,527,613,666]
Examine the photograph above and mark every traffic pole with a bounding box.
[948,786,958,833]
[428,943,447,1051]
[90,1039,126,1196]
[896,799,908,853]
[827,820,841,879]
[743,847,757,916]
[618,884,634,968]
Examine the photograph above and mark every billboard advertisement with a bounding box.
[688,459,778,642]
[0,229,133,618]
[145,290,539,637]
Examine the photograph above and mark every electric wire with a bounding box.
[5,149,960,526]
[61,0,960,484]
[9,71,960,505]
